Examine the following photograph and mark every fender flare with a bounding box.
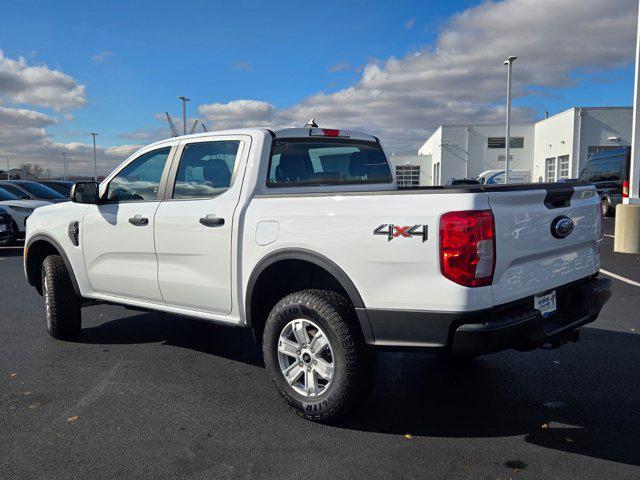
[245,248,365,327]
[25,234,81,297]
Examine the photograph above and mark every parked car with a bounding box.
[0,206,14,245]
[38,180,74,198]
[0,187,50,242]
[477,169,531,184]
[579,147,630,217]
[446,178,480,186]
[24,127,611,422]
[0,180,68,203]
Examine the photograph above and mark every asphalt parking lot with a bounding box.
[1,217,639,479]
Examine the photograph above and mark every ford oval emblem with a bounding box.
[551,216,574,239]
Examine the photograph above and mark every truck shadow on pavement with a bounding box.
[75,312,640,467]
[342,326,640,467]
[76,310,264,367]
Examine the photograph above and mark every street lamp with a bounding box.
[177,96,190,135]
[62,151,67,180]
[503,55,517,184]
[90,133,98,180]
[5,156,12,180]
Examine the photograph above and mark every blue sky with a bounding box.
[0,0,636,175]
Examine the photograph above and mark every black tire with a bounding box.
[601,197,611,217]
[42,255,81,340]
[7,219,20,245]
[263,289,374,423]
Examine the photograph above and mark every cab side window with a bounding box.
[106,147,171,201]
[172,141,241,199]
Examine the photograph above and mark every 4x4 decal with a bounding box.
[373,224,428,242]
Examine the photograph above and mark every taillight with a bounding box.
[439,210,495,287]
[622,180,629,198]
[322,129,340,137]
[309,128,347,138]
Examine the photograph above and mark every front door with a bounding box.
[82,146,174,302]
[154,136,248,315]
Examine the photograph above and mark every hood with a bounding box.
[0,199,51,210]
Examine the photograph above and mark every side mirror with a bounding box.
[71,182,100,204]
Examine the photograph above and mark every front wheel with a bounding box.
[601,197,611,217]
[263,289,374,423]
[42,255,81,339]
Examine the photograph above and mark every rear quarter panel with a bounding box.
[242,191,494,313]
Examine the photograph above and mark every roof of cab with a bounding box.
[143,127,379,149]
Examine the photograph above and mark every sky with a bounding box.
[0,0,637,177]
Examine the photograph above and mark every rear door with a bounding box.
[487,184,600,306]
[154,136,249,315]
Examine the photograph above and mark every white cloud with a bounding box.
[0,106,139,178]
[198,0,637,153]
[405,18,415,30]
[0,50,86,110]
[91,51,113,63]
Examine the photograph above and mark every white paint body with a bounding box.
[24,128,602,328]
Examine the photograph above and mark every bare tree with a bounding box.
[20,163,44,179]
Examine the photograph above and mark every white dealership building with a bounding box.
[389,106,633,187]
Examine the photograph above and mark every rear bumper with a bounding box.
[357,276,612,355]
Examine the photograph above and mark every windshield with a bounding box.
[16,182,65,199]
[42,182,72,196]
[580,155,626,182]
[267,138,392,187]
[0,187,19,201]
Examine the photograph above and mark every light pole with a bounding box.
[614,0,640,254]
[5,156,11,180]
[503,55,517,184]
[177,96,190,135]
[90,133,98,180]
[62,151,67,180]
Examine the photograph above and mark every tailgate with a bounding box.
[487,184,601,306]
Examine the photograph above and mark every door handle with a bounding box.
[199,215,225,227]
[128,215,149,226]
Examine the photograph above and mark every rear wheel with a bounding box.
[42,255,81,339]
[263,289,374,422]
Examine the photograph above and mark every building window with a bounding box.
[488,137,524,149]
[395,165,420,188]
[558,155,570,179]
[497,155,513,162]
[432,162,441,186]
[545,157,557,182]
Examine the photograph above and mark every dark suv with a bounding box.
[579,147,630,216]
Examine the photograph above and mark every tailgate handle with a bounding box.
[544,187,573,209]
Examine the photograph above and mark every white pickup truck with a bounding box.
[24,127,611,422]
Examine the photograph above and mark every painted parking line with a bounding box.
[0,246,23,250]
[600,269,640,288]
[603,234,615,239]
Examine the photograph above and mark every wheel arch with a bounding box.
[245,249,365,340]
[25,234,81,296]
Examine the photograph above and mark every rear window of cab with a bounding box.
[267,138,392,187]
